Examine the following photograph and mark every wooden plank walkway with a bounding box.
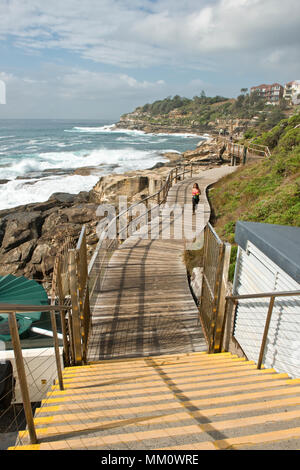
[87,166,236,361]
[10,165,300,451]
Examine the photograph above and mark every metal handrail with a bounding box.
[225,290,300,369]
[93,165,190,239]
[226,290,300,301]
[88,162,199,278]
[0,304,71,313]
[0,302,71,445]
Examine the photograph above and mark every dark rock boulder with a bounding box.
[1,212,43,252]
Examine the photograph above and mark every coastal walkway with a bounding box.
[10,166,300,450]
[87,166,234,361]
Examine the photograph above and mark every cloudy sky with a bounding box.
[0,0,299,120]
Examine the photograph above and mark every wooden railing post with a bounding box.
[68,249,83,365]
[50,306,64,391]
[214,243,231,353]
[8,313,38,445]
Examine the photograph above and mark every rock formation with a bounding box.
[0,136,226,292]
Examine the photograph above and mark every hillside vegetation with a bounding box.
[208,111,300,279]
[122,91,293,133]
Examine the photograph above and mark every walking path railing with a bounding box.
[51,162,206,367]
[0,303,71,445]
[216,136,271,165]
[88,163,198,305]
[223,290,300,369]
[199,223,231,354]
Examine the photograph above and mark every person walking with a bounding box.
[192,183,201,215]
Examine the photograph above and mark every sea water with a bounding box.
[0,119,207,210]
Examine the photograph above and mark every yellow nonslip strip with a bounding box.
[34,416,54,425]
[41,397,67,405]
[63,352,237,372]
[8,445,41,451]
[35,405,60,413]
[61,361,257,383]
[61,357,249,378]
[214,426,300,450]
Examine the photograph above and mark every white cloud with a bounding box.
[0,0,299,117]
[0,65,167,117]
[0,0,299,69]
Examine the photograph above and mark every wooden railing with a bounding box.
[49,162,206,367]
[216,136,271,165]
[87,162,204,307]
[199,223,231,353]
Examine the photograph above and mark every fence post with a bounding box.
[68,249,83,365]
[208,243,224,353]
[50,309,64,390]
[243,146,247,165]
[76,228,90,364]
[52,257,71,366]
[213,243,231,353]
[8,313,38,445]
[257,296,275,369]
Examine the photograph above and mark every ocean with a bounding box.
[0,119,207,210]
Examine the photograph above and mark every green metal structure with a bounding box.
[0,275,49,342]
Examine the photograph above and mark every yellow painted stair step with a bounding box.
[43,378,293,406]
[49,373,289,398]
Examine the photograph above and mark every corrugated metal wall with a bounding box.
[233,241,300,378]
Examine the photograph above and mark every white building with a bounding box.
[232,221,300,378]
[284,80,300,105]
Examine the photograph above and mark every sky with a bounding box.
[0,0,299,120]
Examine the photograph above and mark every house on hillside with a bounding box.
[250,83,284,104]
[284,80,300,105]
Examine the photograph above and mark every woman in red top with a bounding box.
[192,183,201,214]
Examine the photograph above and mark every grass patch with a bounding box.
[208,112,300,277]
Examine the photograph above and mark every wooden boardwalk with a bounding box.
[87,166,236,361]
[10,165,300,451]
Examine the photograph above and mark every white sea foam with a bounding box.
[0,174,100,210]
[65,124,117,133]
[0,146,166,180]
[64,124,209,140]
[0,146,167,209]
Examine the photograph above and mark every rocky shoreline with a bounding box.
[0,134,226,292]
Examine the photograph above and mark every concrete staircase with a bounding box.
[9,352,300,450]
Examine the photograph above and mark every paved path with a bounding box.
[87,166,236,361]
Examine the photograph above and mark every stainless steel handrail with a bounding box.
[87,163,199,288]
[0,302,71,445]
[225,290,300,369]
